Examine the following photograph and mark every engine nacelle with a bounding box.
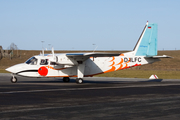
[56,55,78,65]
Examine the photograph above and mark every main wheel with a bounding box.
[76,78,83,84]
[63,77,70,82]
[11,76,17,83]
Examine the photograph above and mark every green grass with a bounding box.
[95,69,180,79]
[0,69,9,73]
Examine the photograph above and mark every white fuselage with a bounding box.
[6,52,159,78]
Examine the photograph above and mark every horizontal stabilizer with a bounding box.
[145,55,172,58]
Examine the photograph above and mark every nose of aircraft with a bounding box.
[5,63,25,73]
[6,66,17,73]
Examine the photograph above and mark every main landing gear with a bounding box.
[62,77,84,84]
[75,61,85,84]
[76,78,83,84]
[63,77,70,82]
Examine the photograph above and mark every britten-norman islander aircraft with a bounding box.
[6,22,171,84]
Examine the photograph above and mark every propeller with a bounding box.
[52,47,55,58]
[49,47,57,62]
[40,49,44,56]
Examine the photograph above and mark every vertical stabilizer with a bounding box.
[134,22,158,56]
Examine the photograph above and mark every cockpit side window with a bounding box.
[40,59,49,65]
[26,57,38,65]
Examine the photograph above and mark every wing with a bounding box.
[66,52,121,63]
[52,52,121,66]
[66,52,121,57]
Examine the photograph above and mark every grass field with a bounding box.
[96,69,180,79]
[0,50,180,79]
[0,69,8,73]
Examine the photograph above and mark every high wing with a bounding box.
[66,52,121,57]
[52,52,121,65]
[66,52,121,63]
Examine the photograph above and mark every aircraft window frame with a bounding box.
[25,57,38,65]
[40,59,49,65]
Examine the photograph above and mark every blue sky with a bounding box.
[0,0,180,50]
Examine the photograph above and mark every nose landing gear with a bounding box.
[11,75,17,83]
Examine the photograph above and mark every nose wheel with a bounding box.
[11,76,17,83]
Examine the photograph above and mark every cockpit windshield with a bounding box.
[25,57,38,65]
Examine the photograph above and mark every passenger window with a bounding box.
[40,59,48,65]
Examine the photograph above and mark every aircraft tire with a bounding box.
[76,78,83,84]
[11,76,17,83]
[63,77,70,82]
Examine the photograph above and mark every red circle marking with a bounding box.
[38,66,48,76]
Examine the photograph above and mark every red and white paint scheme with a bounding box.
[149,75,158,79]
[6,22,171,83]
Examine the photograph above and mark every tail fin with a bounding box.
[133,22,158,56]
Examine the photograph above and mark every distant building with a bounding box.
[0,46,3,60]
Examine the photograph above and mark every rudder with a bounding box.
[134,22,158,56]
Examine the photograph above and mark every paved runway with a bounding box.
[1,73,180,120]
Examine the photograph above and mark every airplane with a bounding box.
[6,22,171,84]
